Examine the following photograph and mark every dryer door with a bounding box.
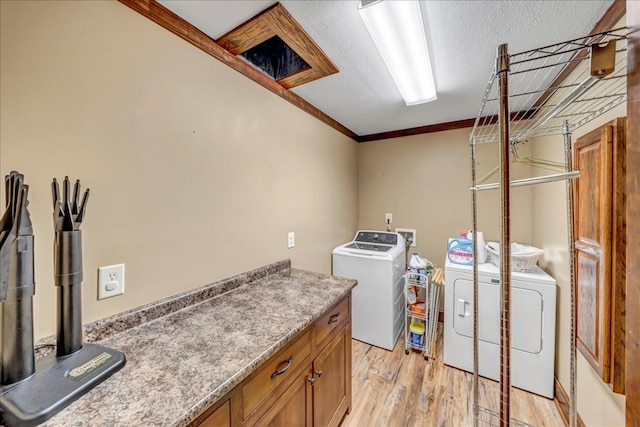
[452,278,544,354]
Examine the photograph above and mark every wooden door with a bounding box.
[252,366,313,427]
[312,327,349,427]
[199,400,230,427]
[627,0,640,423]
[573,117,626,393]
[574,123,613,381]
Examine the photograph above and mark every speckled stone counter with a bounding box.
[37,260,356,427]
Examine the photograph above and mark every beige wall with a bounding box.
[358,128,533,267]
[531,103,626,426]
[0,1,358,340]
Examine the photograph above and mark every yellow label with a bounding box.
[69,352,112,378]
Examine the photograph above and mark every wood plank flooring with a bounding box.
[342,326,564,427]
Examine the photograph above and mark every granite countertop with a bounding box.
[38,260,356,427]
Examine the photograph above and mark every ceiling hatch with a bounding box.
[216,3,339,89]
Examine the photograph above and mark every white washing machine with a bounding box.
[332,230,406,350]
[443,258,557,398]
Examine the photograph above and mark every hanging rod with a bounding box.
[470,171,580,191]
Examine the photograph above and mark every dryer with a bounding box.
[443,259,557,398]
[332,230,405,350]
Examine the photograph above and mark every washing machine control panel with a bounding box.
[354,231,398,246]
[344,242,392,252]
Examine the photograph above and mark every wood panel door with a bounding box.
[574,123,612,381]
[573,117,626,393]
[252,366,313,427]
[312,327,349,427]
[199,400,230,427]
[626,0,640,423]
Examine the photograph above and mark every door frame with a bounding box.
[625,0,640,424]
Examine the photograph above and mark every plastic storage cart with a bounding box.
[404,271,442,360]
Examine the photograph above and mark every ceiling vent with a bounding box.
[216,3,338,89]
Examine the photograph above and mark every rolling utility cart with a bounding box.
[404,271,442,360]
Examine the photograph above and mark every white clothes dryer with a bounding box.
[443,259,557,398]
[332,230,406,350]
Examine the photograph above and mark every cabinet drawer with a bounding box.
[315,297,349,348]
[243,329,312,419]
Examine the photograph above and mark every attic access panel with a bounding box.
[216,3,338,89]
[239,35,310,81]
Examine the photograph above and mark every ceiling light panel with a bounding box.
[358,0,437,106]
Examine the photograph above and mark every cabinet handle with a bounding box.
[307,377,315,386]
[329,313,340,324]
[315,370,323,377]
[271,356,294,379]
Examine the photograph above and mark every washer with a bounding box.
[332,230,406,350]
[443,258,557,398]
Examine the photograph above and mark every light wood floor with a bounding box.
[342,326,564,427]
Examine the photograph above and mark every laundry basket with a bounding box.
[485,242,545,273]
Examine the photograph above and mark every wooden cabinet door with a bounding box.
[242,330,312,420]
[574,123,613,381]
[573,117,626,392]
[199,400,231,427]
[251,366,313,427]
[312,327,349,427]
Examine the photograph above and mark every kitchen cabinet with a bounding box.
[252,366,313,427]
[199,400,231,427]
[194,294,351,427]
[242,330,312,419]
[312,327,349,427]
[573,117,626,394]
[251,327,349,427]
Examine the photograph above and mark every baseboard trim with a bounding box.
[554,376,585,427]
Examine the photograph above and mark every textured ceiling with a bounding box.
[159,0,615,136]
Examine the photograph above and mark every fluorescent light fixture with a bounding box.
[358,0,437,106]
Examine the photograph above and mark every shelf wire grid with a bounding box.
[470,27,627,146]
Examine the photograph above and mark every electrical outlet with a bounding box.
[396,228,416,247]
[385,213,392,223]
[98,264,125,300]
[288,231,295,248]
